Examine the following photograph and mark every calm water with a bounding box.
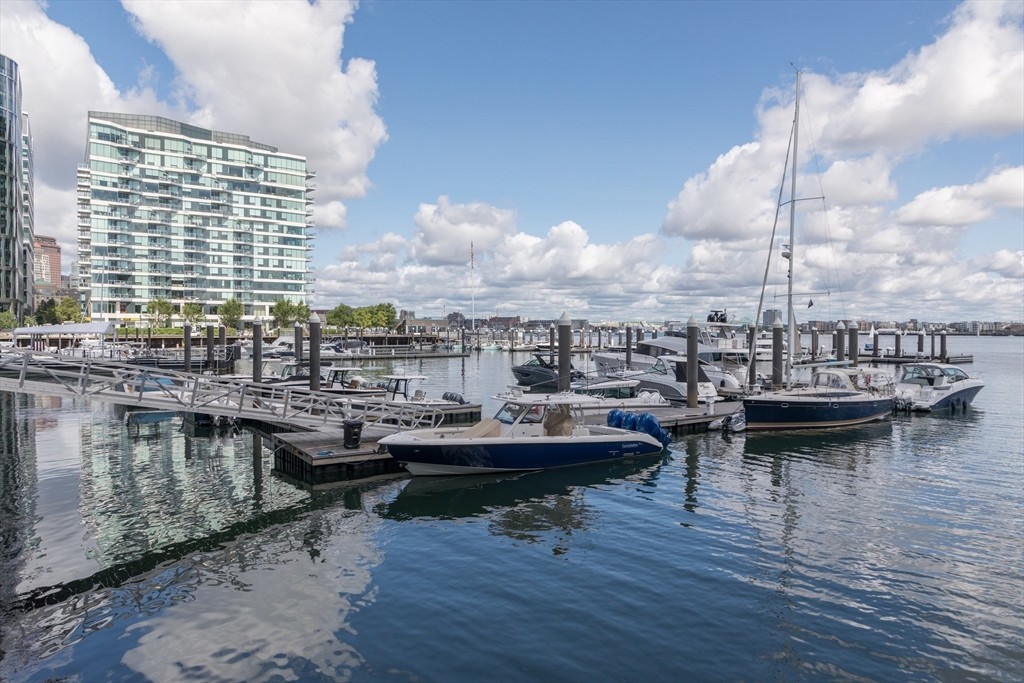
[1,337,1021,682]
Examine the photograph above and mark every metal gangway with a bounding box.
[0,349,444,437]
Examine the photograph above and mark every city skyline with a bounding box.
[0,0,1021,323]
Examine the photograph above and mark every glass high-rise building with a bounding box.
[78,112,315,324]
[1,53,34,322]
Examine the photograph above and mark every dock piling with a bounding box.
[772,319,783,387]
[253,317,263,383]
[873,329,879,358]
[836,322,846,362]
[940,330,947,362]
[206,324,215,371]
[848,322,858,367]
[625,326,633,370]
[895,332,903,359]
[184,322,192,373]
[309,312,322,391]
[294,323,303,366]
[811,328,819,360]
[687,316,698,408]
[917,331,925,356]
[558,312,572,392]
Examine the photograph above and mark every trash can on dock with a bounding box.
[343,419,363,449]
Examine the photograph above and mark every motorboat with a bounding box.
[320,366,387,397]
[894,362,984,411]
[743,367,894,430]
[609,356,720,402]
[594,335,749,387]
[511,353,585,391]
[379,394,668,475]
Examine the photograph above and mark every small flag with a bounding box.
[807,299,814,308]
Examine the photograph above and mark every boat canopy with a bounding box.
[13,322,115,336]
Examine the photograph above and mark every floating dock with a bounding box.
[857,354,974,365]
[269,429,404,483]
[582,401,744,435]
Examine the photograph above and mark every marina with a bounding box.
[0,336,1020,682]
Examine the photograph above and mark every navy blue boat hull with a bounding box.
[388,438,664,475]
[927,385,983,411]
[743,396,893,430]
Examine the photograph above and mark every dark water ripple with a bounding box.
[1,338,1022,681]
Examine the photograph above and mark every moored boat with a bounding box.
[743,367,893,430]
[379,394,667,475]
[894,362,983,411]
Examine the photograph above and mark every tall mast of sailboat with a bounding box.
[471,241,476,339]
[785,70,801,388]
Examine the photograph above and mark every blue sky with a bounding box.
[3,0,1022,321]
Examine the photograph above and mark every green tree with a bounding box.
[352,306,373,332]
[372,302,397,329]
[0,310,15,330]
[295,302,311,326]
[326,303,354,328]
[23,315,38,327]
[36,298,58,325]
[218,298,244,332]
[270,299,297,329]
[56,296,83,323]
[147,297,174,328]
[181,302,206,326]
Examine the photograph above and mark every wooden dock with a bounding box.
[857,354,974,365]
[269,428,405,483]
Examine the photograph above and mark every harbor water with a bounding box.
[1,337,1021,681]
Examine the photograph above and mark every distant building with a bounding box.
[399,309,416,321]
[78,111,314,324]
[34,234,60,285]
[0,53,35,321]
[763,309,783,327]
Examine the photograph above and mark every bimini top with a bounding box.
[13,322,116,336]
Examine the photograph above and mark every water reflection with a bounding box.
[379,456,666,551]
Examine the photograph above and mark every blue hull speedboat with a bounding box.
[894,363,984,412]
[379,396,667,475]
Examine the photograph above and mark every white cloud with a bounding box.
[0,0,171,259]
[895,166,1024,226]
[122,0,387,229]
[410,196,517,266]
[660,1,1023,321]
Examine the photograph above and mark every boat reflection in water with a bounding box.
[379,455,667,545]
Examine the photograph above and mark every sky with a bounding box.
[1,0,1021,323]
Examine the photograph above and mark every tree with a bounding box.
[352,306,373,332]
[23,315,38,327]
[36,298,58,325]
[182,302,205,326]
[326,303,354,328]
[219,298,244,332]
[372,302,397,329]
[295,302,311,326]
[56,296,83,323]
[270,299,297,329]
[0,310,15,330]
[147,297,174,328]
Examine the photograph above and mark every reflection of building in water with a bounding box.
[0,392,39,624]
[76,418,307,568]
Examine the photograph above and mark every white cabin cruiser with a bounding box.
[894,363,984,412]
[493,378,668,417]
[610,356,722,402]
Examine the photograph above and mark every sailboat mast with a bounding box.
[785,70,801,388]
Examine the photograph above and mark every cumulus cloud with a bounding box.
[122,0,386,228]
[895,166,1024,226]
[315,197,678,318]
[0,0,386,268]
[0,0,170,258]
[660,0,1023,321]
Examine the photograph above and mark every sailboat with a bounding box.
[742,71,894,431]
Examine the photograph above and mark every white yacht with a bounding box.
[894,363,984,412]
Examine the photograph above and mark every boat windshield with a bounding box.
[812,371,850,390]
[494,402,545,425]
[942,367,970,382]
[901,365,942,381]
[644,359,669,375]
